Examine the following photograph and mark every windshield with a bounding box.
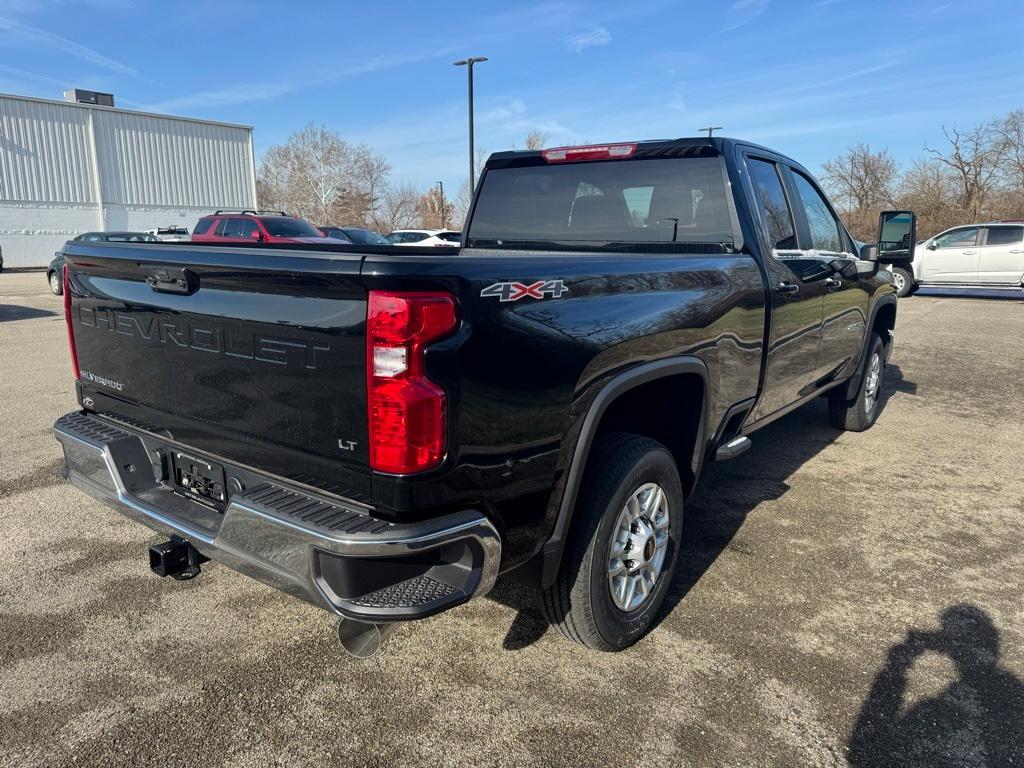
[467,157,734,249]
[261,217,325,238]
[343,228,390,244]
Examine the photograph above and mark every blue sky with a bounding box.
[2,0,1023,197]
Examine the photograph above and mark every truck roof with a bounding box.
[486,136,797,167]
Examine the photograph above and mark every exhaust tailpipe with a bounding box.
[337,618,397,658]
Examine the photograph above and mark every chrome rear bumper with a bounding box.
[54,411,500,621]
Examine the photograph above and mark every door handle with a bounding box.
[145,267,198,295]
[1009,248,1024,254]
[962,250,977,255]
[775,282,799,295]
[824,277,842,291]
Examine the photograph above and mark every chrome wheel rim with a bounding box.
[891,270,905,294]
[50,273,60,293]
[607,482,670,612]
[864,352,881,413]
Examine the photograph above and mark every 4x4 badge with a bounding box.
[481,280,569,302]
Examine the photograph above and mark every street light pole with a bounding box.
[436,180,446,228]
[699,126,723,138]
[454,56,488,194]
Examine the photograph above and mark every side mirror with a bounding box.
[877,210,917,263]
[927,241,938,250]
[251,229,263,241]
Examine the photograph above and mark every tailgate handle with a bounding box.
[145,267,198,295]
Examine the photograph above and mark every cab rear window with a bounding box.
[467,157,734,249]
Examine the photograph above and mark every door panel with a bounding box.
[922,227,979,283]
[744,156,826,420]
[978,227,1024,284]
[787,170,869,380]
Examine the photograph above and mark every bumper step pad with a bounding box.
[240,483,396,535]
[350,575,461,609]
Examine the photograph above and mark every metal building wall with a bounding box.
[0,93,255,268]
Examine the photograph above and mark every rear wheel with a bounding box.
[891,266,914,298]
[541,433,683,651]
[829,333,884,432]
[48,271,63,296]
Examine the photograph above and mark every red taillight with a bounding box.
[63,265,79,380]
[541,143,637,163]
[367,291,458,474]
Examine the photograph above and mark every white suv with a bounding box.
[386,229,461,247]
[890,222,1024,296]
[146,226,191,242]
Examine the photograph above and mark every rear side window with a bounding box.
[221,218,257,238]
[790,171,847,255]
[467,157,734,248]
[390,232,428,243]
[193,218,214,235]
[748,159,797,251]
[985,226,1023,246]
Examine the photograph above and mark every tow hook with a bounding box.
[149,536,209,581]
[337,618,398,658]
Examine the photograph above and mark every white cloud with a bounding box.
[142,47,457,115]
[0,63,71,88]
[718,0,770,34]
[565,25,611,53]
[0,15,136,76]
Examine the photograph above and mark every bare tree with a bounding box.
[256,124,390,227]
[351,149,391,227]
[996,109,1024,192]
[898,159,957,238]
[523,130,551,150]
[924,121,1007,222]
[452,147,489,229]
[821,144,899,211]
[416,186,456,229]
[821,144,901,240]
[373,182,421,233]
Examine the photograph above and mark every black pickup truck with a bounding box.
[55,138,915,655]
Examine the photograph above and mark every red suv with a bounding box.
[191,211,339,244]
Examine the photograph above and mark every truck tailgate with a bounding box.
[63,243,372,502]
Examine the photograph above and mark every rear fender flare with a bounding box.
[540,356,710,586]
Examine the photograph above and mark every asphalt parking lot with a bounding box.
[1,270,1022,768]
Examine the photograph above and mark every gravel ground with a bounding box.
[1,271,1022,767]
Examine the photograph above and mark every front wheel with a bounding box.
[890,266,915,298]
[829,333,885,431]
[541,433,683,651]
[48,271,63,296]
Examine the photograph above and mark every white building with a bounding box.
[0,92,256,268]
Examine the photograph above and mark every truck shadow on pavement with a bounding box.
[847,604,1024,767]
[493,364,913,651]
[0,304,57,322]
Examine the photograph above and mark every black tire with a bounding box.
[829,332,885,431]
[541,432,683,651]
[48,271,63,296]
[891,266,915,298]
